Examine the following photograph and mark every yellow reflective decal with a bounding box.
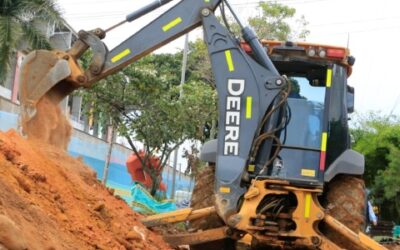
[326,68,332,87]
[204,0,210,2]
[111,49,131,63]
[246,96,252,119]
[304,193,312,218]
[248,164,255,172]
[162,17,182,32]
[220,186,231,193]
[301,169,316,177]
[225,50,235,72]
[321,132,328,152]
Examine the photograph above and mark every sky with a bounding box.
[57,0,400,117]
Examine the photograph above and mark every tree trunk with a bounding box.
[150,170,160,196]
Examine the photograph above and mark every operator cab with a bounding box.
[200,41,361,187]
[248,40,358,186]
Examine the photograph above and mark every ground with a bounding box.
[0,130,171,250]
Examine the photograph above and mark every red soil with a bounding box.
[0,130,171,250]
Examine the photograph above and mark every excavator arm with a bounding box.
[20,0,286,224]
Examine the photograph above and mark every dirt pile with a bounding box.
[0,130,171,250]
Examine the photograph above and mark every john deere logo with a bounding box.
[224,79,245,156]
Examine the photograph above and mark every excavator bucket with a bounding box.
[18,49,85,149]
[19,50,78,122]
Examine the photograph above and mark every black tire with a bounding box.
[189,165,235,250]
[323,175,366,249]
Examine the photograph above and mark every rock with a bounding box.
[14,175,31,193]
[54,194,61,201]
[30,172,47,183]
[126,226,146,242]
[0,243,8,250]
[0,142,20,163]
[93,243,107,250]
[116,237,133,250]
[58,213,68,222]
[19,164,28,172]
[125,230,142,242]
[107,188,115,195]
[94,203,105,212]
[49,186,56,193]
[132,240,144,249]
[0,215,28,250]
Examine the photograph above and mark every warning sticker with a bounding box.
[301,169,316,177]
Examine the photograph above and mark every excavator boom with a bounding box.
[19,0,220,114]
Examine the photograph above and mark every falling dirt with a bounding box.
[21,93,72,150]
[0,129,171,250]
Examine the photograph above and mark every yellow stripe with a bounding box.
[225,50,235,72]
[246,96,252,119]
[321,132,328,152]
[248,164,255,172]
[220,187,231,193]
[304,193,312,218]
[111,49,131,63]
[204,0,210,2]
[162,17,182,32]
[301,169,316,177]
[326,68,332,87]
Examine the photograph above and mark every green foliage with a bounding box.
[186,39,218,139]
[82,52,216,195]
[351,113,400,222]
[248,1,309,40]
[0,0,64,83]
[221,1,309,41]
[183,143,206,177]
[187,40,214,86]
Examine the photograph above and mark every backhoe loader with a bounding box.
[19,0,387,249]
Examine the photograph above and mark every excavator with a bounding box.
[19,0,387,249]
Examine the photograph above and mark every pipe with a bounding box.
[126,0,173,22]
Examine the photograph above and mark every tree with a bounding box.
[220,1,309,41]
[82,53,217,195]
[0,0,64,84]
[186,39,218,140]
[248,2,309,41]
[183,143,204,177]
[351,113,400,222]
[187,40,214,87]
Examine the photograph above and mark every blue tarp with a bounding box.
[130,184,176,215]
[394,225,400,238]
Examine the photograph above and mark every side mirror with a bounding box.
[347,85,355,113]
